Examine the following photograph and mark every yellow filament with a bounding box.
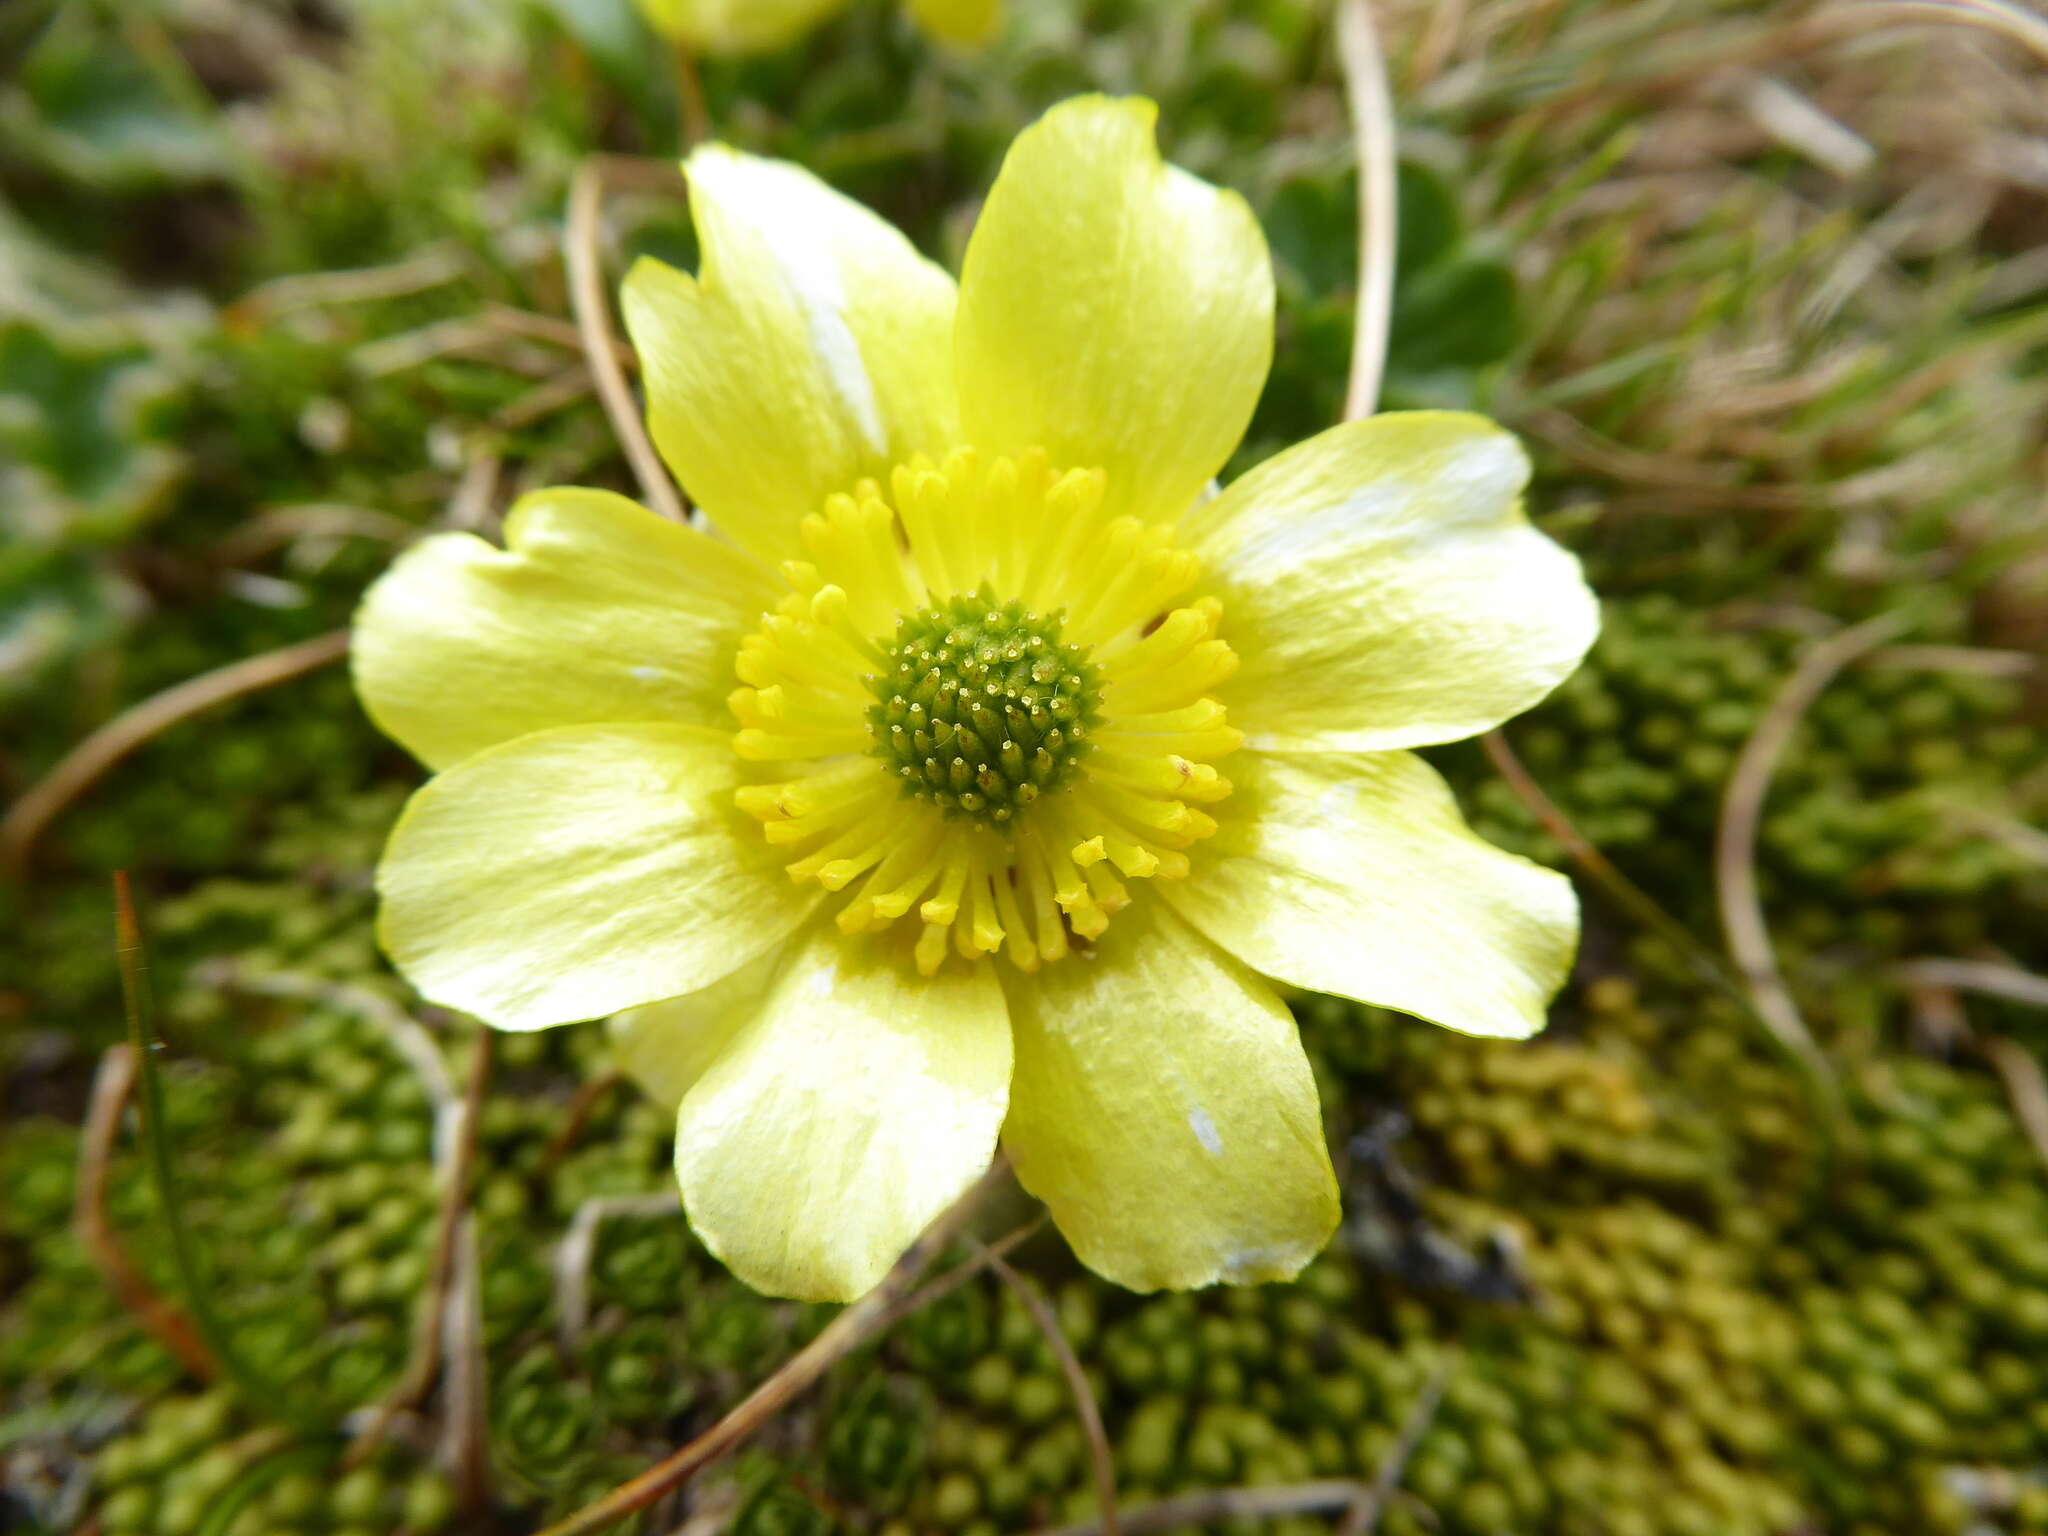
[729,446,1243,973]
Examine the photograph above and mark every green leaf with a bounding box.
[1394,160,1463,276]
[0,316,189,546]
[524,0,680,150]
[1260,171,1356,298]
[1388,256,1520,373]
[4,21,225,187]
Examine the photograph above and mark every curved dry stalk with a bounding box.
[567,159,690,526]
[1027,1363,1451,1536]
[1481,728,1845,1160]
[984,1249,1119,1536]
[1714,614,1908,1074]
[345,1032,494,1467]
[1851,0,2048,61]
[1407,0,1467,88]
[1023,1481,1375,1536]
[485,304,632,360]
[553,1193,686,1347]
[674,42,710,148]
[224,242,470,326]
[203,965,458,1116]
[538,1070,626,1176]
[211,504,420,566]
[3,630,351,877]
[73,1045,222,1382]
[1897,958,2048,1010]
[1892,962,2048,1178]
[533,1157,1012,1536]
[885,1213,1047,1320]
[1979,1035,2048,1178]
[439,1214,493,1514]
[1338,0,1399,422]
[1334,1360,1450,1536]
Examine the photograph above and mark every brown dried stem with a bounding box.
[532,1156,1013,1536]
[1980,1035,2048,1179]
[2,629,351,877]
[1480,728,1712,955]
[225,242,470,326]
[554,1194,685,1346]
[675,42,711,148]
[884,1213,1047,1321]
[1481,728,1845,1153]
[1338,0,1399,422]
[1853,0,2048,61]
[345,1032,495,1467]
[1022,1481,1376,1536]
[566,158,690,525]
[538,1070,626,1175]
[1025,1363,1451,1536]
[1896,958,2048,1010]
[1894,963,2048,1179]
[1715,614,1907,1075]
[1974,1040,2048,1187]
[1334,1360,1451,1536]
[984,1248,1119,1536]
[73,1045,221,1382]
[440,1214,494,1514]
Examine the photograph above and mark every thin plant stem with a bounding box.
[538,1071,625,1175]
[114,874,332,1433]
[1715,613,1906,1077]
[884,1213,1048,1322]
[531,1157,1013,1536]
[566,159,690,525]
[4,631,351,876]
[1480,729,1844,1157]
[675,41,710,148]
[344,1033,494,1467]
[1338,0,1399,421]
[1024,1482,1377,1536]
[73,1045,222,1382]
[985,1249,1119,1536]
[1334,1361,1451,1536]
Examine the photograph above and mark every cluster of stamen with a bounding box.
[867,592,1099,826]
[729,447,1241,974]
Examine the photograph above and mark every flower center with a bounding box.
[865,590,1101,828]
[729,447,1242,974]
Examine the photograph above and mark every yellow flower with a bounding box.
[354,96,1598,1303]
[635,0,997,53]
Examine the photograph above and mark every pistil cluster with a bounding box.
[729,447,1238,972]
[866,592,1101,827]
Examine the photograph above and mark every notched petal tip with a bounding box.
[1189,410,1599,755]
[956,92,1273,533]
[671,924,1010,1302]
[1164,748,1580,1044]
[1001,901,1340,1294]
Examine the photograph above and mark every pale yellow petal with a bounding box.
[905,0,999,45]
[634,0,848,52]
[955,96,1272,526]
[1185,413,1598,753]
[1001,900,1338,1292]
[622,146,958,567]
[376,724,812,1031]
[607,940,787,1112]
[351,486,776,772]
[673,925,1010,1302]
[1165,750,1579,1041]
